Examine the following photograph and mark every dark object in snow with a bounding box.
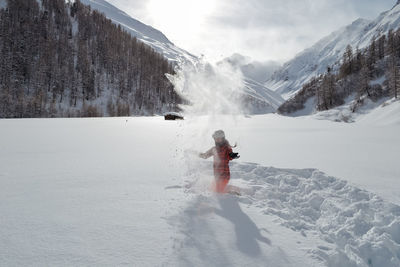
[164,112,184,120]
[229,152,240,159]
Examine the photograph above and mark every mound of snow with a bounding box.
[357,99,400,126]
[308,97,400,125]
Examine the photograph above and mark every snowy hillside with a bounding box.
[79,1,282,113]
[1,100,400,266]
[242,78,284,114]
[266,2,400,99]
[0,0,181,118]
[79,0,197,64]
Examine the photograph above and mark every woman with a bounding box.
[199,130,240,193]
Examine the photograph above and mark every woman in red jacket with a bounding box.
[199,130,240,193]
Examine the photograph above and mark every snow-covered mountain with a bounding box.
[242,78,284,114]
[79,0,197,65]
[266,1,400,99]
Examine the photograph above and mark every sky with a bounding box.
[107,0,396,63]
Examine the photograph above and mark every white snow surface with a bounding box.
[308,97,400,125]
[266,2,400,99]
[79,0,197,64]
[1,106,400,266]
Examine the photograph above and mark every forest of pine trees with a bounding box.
[278,28,400,115]
[0,0,181,118]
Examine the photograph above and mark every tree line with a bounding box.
[278,28,400,114]
[0,0,181,118]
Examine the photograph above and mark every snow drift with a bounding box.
[183,160,400,267]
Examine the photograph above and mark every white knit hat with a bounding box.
[212,130,225,139]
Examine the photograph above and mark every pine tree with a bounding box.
[0,0,180,118]
[340,45,354,77]
[378,35,386,60]
[387,55,400,99]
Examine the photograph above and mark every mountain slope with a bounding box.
[79,0,197,64]
[266,2,400,99]
[79,0,283,113]
[0,0,180,118]
[242,78,284,114]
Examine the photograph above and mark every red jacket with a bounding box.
[201,142,233,180]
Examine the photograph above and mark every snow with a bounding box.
[185,161,400,266]
[358,98,400,126]
[369,75,386,86]
[0,118,179,266]
[1,105,400,266]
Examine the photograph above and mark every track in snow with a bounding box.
[174,161,400,267]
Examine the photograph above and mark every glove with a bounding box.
[229,152,240,159]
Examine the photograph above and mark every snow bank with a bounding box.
[307,96,400,126]
[233,163,400,267]
[358,99,400,126]
[185,161,400,267]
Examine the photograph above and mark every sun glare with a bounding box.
[147,0,215,38]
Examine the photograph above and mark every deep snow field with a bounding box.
[0,100,399,266]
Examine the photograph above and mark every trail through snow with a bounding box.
[172,159,400,267]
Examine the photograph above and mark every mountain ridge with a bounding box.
[266,2,400,100]
[79,0,197,64]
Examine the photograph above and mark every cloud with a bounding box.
[106,0,395,63]
[196,0,395,62]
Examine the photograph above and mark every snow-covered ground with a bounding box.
[0,101,399,266]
